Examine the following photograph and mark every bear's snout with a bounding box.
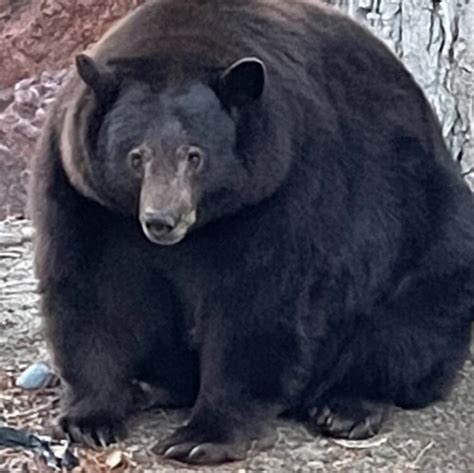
[140,207,196,246]
[142,210,177,238]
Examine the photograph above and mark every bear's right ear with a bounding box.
[75,54,120,99]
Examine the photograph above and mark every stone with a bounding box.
[14,119,41,140]
[15,361,56,390]
[0,88,14,112]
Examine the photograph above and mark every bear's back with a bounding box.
[54,0,459,205]
[68,0,445,160]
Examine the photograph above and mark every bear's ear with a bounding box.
[218,57,266,107]
[75,54,119,99]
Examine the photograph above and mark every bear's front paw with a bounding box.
[59,405,127,448]
[308,398,387,440]
[154,424,249,465]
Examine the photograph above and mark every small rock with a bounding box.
[0,232,22,246]
[0,143,13,160]
[43,97,57,109]
[0,112,18,126]
[0,370,10,390]
[20,121,41,140]
[20,226,36,241]
[0,87,14,112]
[13,85,41,117]
[16,361,55,390]
[33,107,47,127]
[15,77,37,91]
[0,0,11,20]
[41,0,64,17]
[14,119,41,140]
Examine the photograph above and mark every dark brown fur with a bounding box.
[30,0,474,464]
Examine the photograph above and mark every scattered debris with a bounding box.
[0,426,79,471]
[407,440,435,469]
[330,436,388,449]
[106,450,125,469]
[106,450,132,470]
[78,449,135,473]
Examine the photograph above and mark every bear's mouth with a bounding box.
[141,210,196,246]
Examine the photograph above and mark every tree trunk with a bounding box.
[326,0,474,187]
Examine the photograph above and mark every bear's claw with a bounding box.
[308,398,386,440]
[155,426,248,464]
[59,411,126,448]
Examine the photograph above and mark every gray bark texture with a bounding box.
[326,0,474,186]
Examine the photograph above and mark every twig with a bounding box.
[0,251,23,258]
[1,289,38,297]
[407,440,435,469]
[0,279,37,289]
[0,292,38,299]
[331,436,388,449]
[0,239,25,248]
[5,399,59,419]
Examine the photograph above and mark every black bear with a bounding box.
[30,0,474,464]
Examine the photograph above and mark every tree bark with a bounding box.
[326,0,474,186]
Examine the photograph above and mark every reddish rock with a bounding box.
[0,0,144,219]
[0,0,145,89]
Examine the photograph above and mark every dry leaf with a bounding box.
[105,450,125,470]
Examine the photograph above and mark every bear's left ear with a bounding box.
[75,54,120,100]
[218,57,266,107]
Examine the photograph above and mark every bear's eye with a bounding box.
[187,147,203,170]
[128,149,144,172]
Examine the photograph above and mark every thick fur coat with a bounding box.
[30,0,474,464]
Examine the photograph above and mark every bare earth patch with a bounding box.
[1,217,473,472]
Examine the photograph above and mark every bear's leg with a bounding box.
[31,130,138,446]
[45,233,196,447]
[373,268,471,409]
[155,277,312,464]
[33,180,187,445]
[42,273,137,447]
[305,265,472,440]
[31,126,197,446]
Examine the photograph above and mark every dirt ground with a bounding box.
[0,216,473,472]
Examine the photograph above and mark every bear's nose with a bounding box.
[142,210,177,238]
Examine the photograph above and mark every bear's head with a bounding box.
[75,54,284,245]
